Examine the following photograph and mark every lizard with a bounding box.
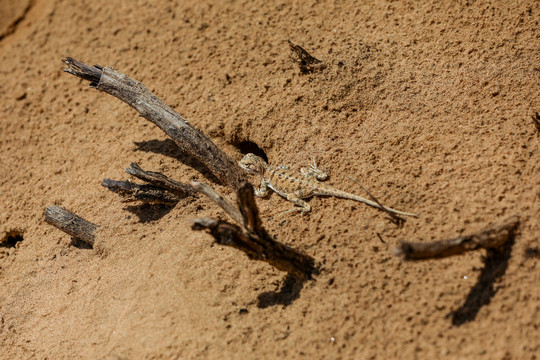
[238,153,417,217]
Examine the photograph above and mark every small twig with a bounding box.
[191,181,243,225]
[532,112,540,133]
[102,179,181,205]
[288,40,326,74]
[393,216,519,260]
[192,182,316,279]
[347,175,406,224]
[125,162,195,196]
[44,205,98,247]
[62,57,245,189]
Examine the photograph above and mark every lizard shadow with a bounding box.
[134,139,220,184]
[125,203,176,223]
[257,273,306,308]
[447,229,516,326]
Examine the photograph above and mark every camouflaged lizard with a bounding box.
[239,153,417,217]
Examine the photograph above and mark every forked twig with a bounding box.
[192,182,316,279]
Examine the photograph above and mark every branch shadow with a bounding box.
[447,230,516,326]
[134,139,220,184]
[257,273,306,308]
[125,203,176,223]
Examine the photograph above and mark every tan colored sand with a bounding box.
[0,0,539,358]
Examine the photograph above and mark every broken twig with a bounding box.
[45,205,98,247]
[62,57,245,189]
[288,41,326,73]
[192,182,316,279]
[393,216,519,260]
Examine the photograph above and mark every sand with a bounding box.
[0,0,539,358]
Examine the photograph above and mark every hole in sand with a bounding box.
[235,141,268,163]
[1,230,24,248]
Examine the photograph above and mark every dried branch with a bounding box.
[191,181,243,225]
[44,205,98,247]
[62,57,245,189]
[192,182,316,279]
[393,216,519,260]
[102,179,181,205]
[288,40,326,73]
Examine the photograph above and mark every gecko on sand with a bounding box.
[238,153,417,217]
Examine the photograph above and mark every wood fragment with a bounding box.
[62,57,245,189]
[102,178,181,205]
[393,216,519,260]
[44,205,98,247]
[192,182,316,279]
[288,40,326,73]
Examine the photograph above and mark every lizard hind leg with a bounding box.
[279,194,311,217]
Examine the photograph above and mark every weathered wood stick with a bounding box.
[44,205,98,247]
[125,162,195,197]
[102,178,181,205]
[192,182,316,279]
[191,181,243,225]
[62,57,245,189]
[393,216,519,260]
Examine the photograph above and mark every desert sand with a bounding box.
[0,0,539,358]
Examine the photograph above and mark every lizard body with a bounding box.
[238,153,417,217]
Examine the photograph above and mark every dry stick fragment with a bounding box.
[102,179,181,205]
[288,40,326,73]
[192,182,316,279]
[62,57,245,190]
[44,205,98,247]
[393,216,519,260]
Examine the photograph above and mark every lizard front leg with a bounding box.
[254,178,270,197]
[300,157,328,181]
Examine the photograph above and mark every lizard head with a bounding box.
[238,153,266,174]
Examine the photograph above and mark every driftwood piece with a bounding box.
[45,205,98,247]
[192,182,316,279]
[288,40,326,73]
[102,179,181,205]
[393,216,519,260]
[62,57,245,189]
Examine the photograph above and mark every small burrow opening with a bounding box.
[235,141,268,163]
[1,230,24,248]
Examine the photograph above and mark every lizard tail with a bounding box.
[329,189,418,217]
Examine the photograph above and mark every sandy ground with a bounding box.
[1,0,539,359]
